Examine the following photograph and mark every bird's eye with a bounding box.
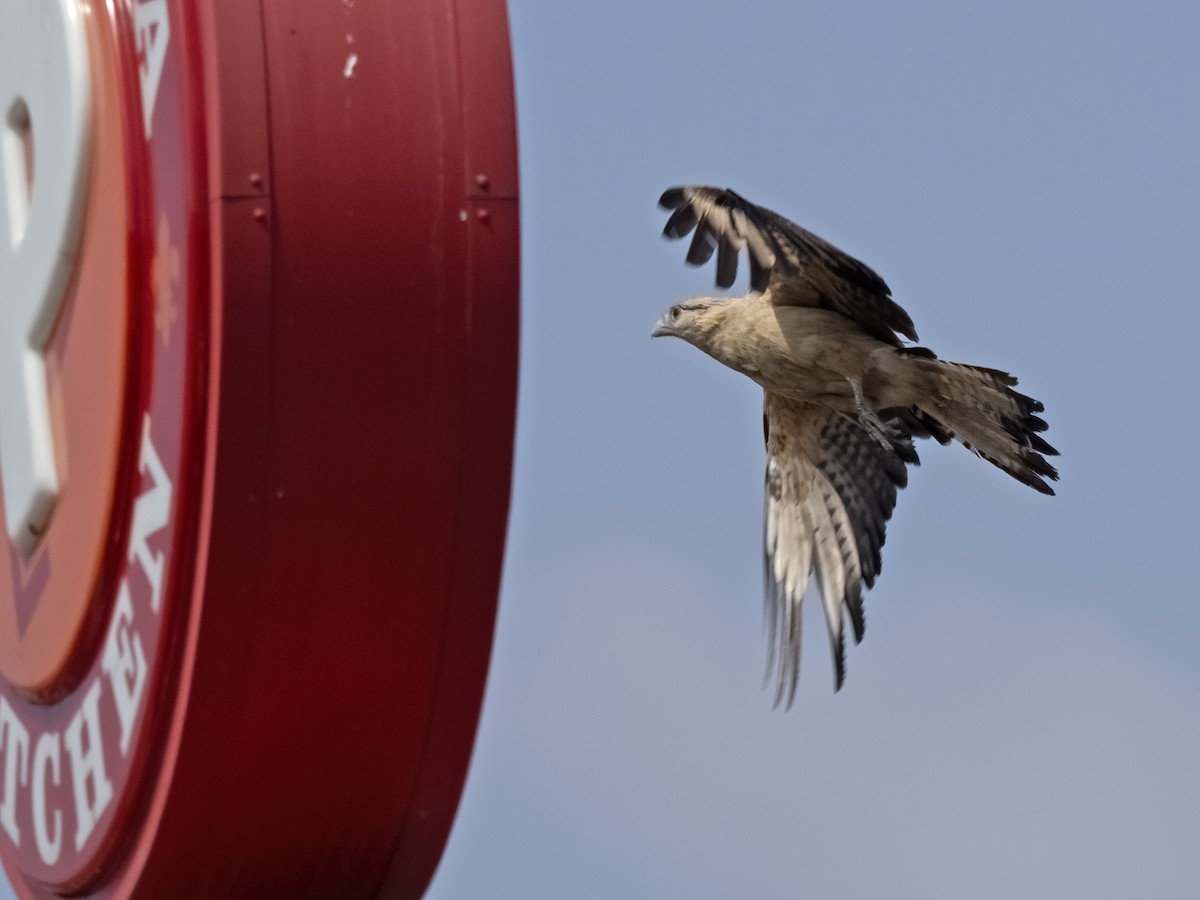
[670,305,683,321]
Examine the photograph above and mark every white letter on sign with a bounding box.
[129,415,172,612]
[0,697,29,846]
[63,680,113,852]
[0,1,91,553]
[101,582,147,756]
[31,733,61,866]
[134,0,170,139]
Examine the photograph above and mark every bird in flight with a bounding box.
[652,185,1057,707]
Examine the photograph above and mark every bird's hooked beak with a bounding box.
[651,314,674,339]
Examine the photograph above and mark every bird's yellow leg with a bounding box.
[848,376,898,449]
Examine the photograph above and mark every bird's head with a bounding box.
[651,297,729,347]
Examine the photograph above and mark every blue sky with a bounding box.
[5,1,1197,897]
[427,1,1200,898]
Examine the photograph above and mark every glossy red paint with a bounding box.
[0,0,517,896]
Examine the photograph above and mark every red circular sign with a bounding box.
[0,0,518,896]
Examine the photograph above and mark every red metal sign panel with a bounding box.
[0,0,518,896]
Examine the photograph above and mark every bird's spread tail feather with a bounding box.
[912,356,1059,494]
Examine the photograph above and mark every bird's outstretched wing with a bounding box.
[763,392,915,706]
[660,185,918,346]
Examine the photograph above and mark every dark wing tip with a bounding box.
[749,256,772,293]
[662,203,700,240]
[658,186,688,210]
[831,629,846,692]
[715,234,740,288]
[685,227,717,266]
[847,586,866,644]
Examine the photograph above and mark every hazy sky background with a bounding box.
[5,2,1196,898]
[428,1,1200,898]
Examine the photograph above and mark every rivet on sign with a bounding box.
[253,207,267,223]
[476,208,490,223]
[249,172,265,190]
[475,173,490,190]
